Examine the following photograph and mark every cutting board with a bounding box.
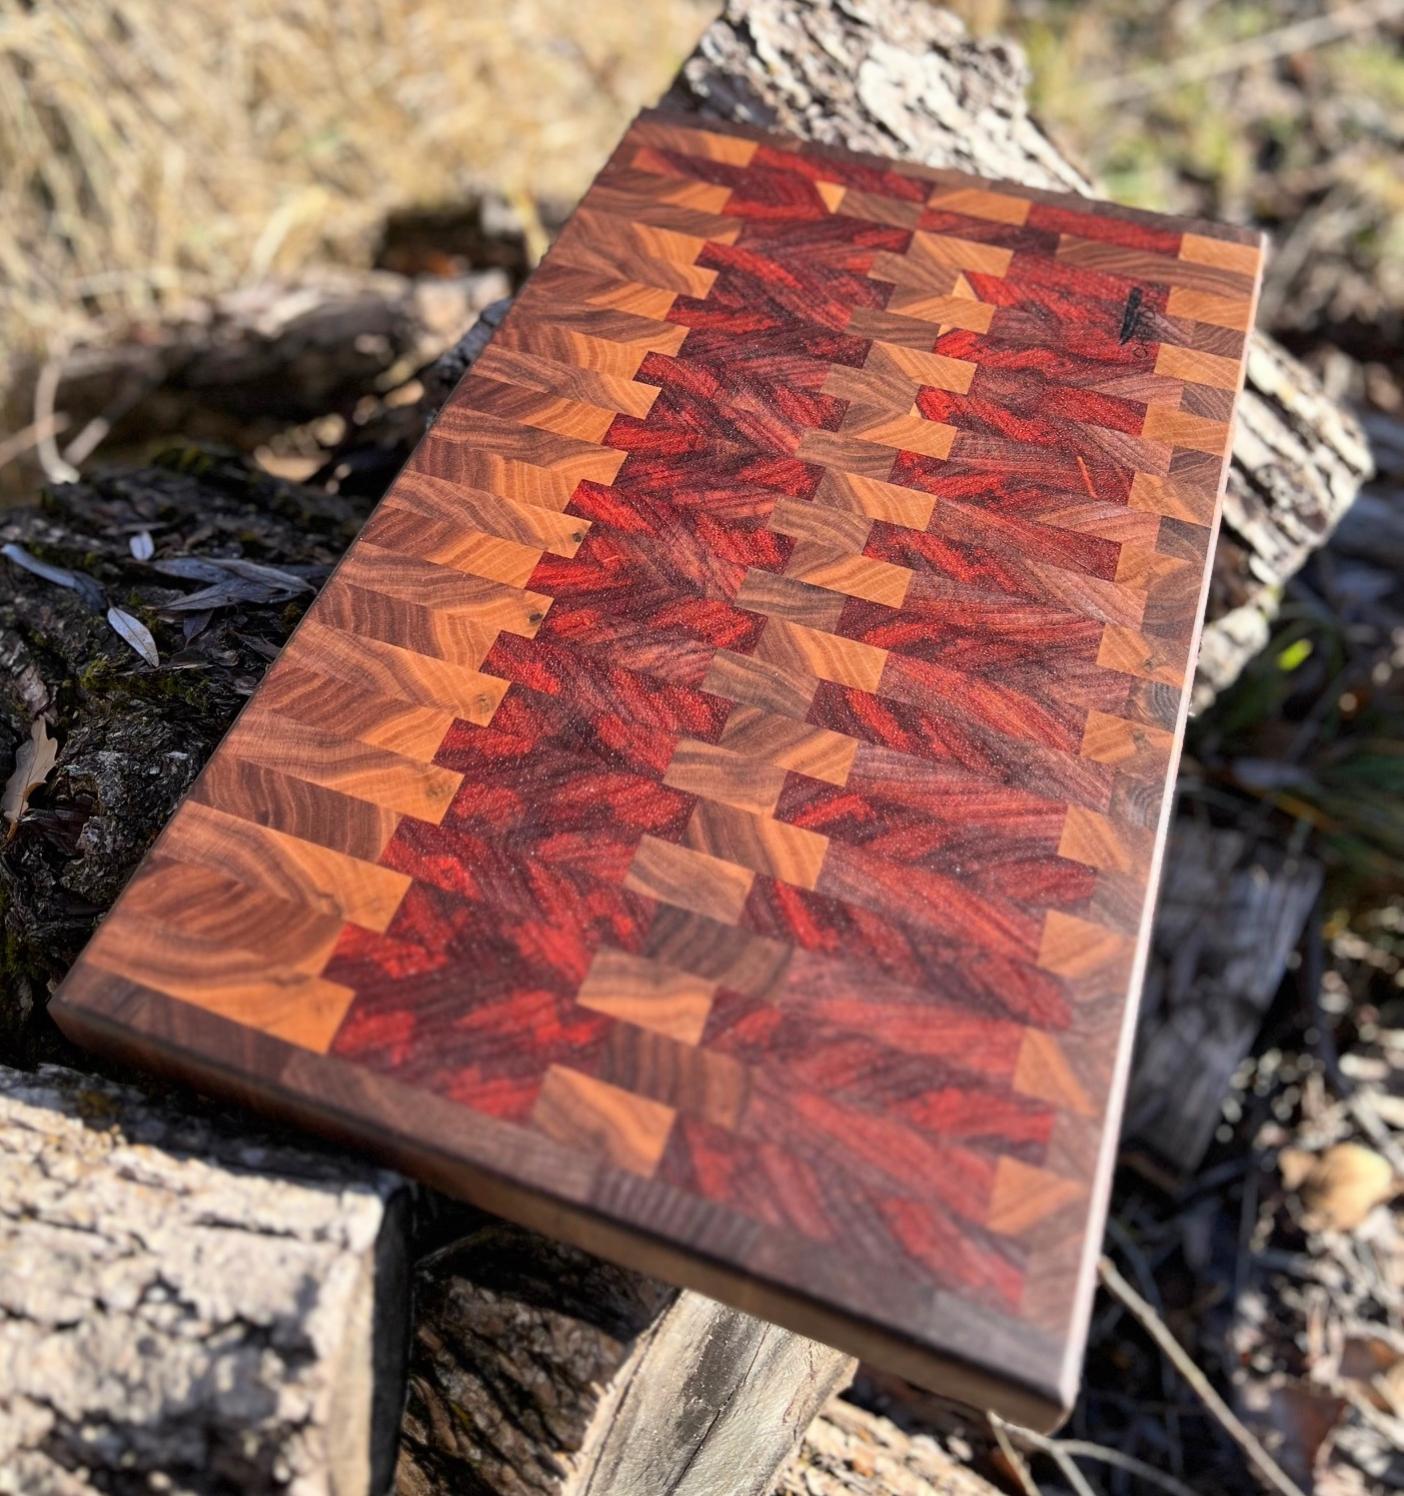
[51,109,1265,1429]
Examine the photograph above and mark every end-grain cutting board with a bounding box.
[52,110,1265,1428]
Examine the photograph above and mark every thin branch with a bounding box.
[988,1414,1043,1496]
[1077,0,1404,107]
[33,354,80,484]
[0,411,69,474]
[1005,1425,1202,1496]
[1097,1256,1307,1496]
[1045,1443,1098,1496]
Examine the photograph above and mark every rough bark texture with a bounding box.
[662,0,1374,707]
[0,1062,409,1496]
[396,1222,854,1496]
[1125,822,1324,1168]
[774,1398,1000,1496]
[1,448,376,1062]
[0,390,850,1496]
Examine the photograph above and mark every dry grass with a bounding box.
[0,0,713,365]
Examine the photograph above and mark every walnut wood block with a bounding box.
[51,109,1264,1431]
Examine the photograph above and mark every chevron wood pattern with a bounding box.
[51,109,1265,1429]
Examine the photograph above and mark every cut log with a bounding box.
[1125,822,1323,1169]
[664,0,1374,707]
[774,1398,1001,1496]
[3,270,511,496]
[0,1062,409,1494]
[395,1220,854,1496]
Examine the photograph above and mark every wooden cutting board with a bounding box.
[51,109,1265,1429]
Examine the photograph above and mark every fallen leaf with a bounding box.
[2,541,106,612]
[1262,1380,1346,1491]
[2,717,59,841]
[106,605,160,667]
[1339,1334,1404,1414]
[1287,1142,1398,1232]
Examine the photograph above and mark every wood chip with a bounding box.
[1282,1143,1399,1232]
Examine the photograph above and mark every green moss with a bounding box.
[155,444,216,476]
[76,656,117,695]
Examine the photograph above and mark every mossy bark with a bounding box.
[0,446,377,1064]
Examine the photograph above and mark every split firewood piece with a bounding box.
[395,1219,856,1496]
[0,1062,409,1495]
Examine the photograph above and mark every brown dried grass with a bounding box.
[0,0,711,363]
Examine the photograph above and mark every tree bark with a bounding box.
[0,1062,409,1496]
[3,271,511,500]
[0,425,852,1496]
[396,1221,854,1496]
[774,1398,1001,1496]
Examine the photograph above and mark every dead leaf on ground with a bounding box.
[1263,1380,1348,1492]
[2,717,58,841]
[106,605,160,667]
[1282,1143,1399,1232]
[1339,1335,1404,1415]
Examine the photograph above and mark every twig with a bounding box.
[1042,1442,1097,1496]
[0,411,70,473]
[1077,0,1404,107]
[62,413,114,469]
[987,1414,1043,1496]
[1004,1425,1202,1496]
[1097,1257,1308,1496]
[1102,1215,1187,1467]
[33,354,80,484]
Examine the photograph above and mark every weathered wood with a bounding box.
[6,270,510,494]
[396,1221,855,1496]
[1126,823,1323,1168]
[663,0,1373,707]
[2,384,850,1496]
[0,1062,409,1495]
[774,1398,1001,1496]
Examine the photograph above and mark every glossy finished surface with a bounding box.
[52,110,1265,1427]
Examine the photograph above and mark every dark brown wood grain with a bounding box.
[51,108,1265,1430]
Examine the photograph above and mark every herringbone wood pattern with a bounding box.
[53,110,1264,1427]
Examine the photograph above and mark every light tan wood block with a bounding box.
[576,950,718,1046]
